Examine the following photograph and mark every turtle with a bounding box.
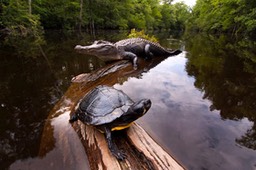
[69,85,152,160]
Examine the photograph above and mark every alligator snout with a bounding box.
[74,45,84,50]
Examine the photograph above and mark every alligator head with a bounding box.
[74,40,120,61]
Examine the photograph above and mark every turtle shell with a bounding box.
[77,85,134,125]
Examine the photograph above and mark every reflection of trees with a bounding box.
[0,31,104,169]
[0,54,58,169]
[236,124,256,150]
[185,34,256,150]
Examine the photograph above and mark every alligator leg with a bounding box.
[122,51,138,68]
[145,44,154,59]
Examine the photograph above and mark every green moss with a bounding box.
[127,29,158,43]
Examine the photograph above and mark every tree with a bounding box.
[188,0,256,36]
[159,1,190,31]
[1,0,190,32]
[1,0,42,36]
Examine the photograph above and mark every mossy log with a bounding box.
[40,58,184,170]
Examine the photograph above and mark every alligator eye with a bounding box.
[105,45,115,49]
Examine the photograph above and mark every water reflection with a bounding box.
[2,31,44,58]
[185,34,256,150]
[114,53,256,170]
[9,111,88,170]
[0,31,103,169]
[1,31,256,170]
[0,30,130,169]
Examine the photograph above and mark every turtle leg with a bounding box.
[103,126,126,160]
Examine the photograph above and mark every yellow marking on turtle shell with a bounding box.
[111,122,133,131]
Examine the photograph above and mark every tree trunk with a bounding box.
[87,0,95,35]
[28,0,32,15]
[78,0,83,33]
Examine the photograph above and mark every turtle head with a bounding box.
[108,99,151,131]
[130,99,151,116]
[122,99,151,122]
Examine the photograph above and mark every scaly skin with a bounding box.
[75,38,182,68]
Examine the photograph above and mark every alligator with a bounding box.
[74,38,182,68]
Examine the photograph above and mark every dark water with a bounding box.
[0,31,256,170]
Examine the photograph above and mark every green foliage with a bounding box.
[1,0,43,37]
[0,0,191,32]
[188,0,256,36]
[159,3,176,29]
[127,28,158,42]
[0,0,45,57]
[172,2,191,31]
[33,0,80,29]
[159,1,190,31]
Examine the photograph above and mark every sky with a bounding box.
[172,0,196,7]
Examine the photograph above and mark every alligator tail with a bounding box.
[169,49,182,56]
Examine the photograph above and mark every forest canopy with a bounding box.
[0,0,255,37]
[187,0,256,36]
[0,0,190,32]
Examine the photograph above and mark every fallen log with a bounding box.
[73,121,184,170]
[39,58,184,170]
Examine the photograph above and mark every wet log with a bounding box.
[40,58,184,170]
[73,121,184,170]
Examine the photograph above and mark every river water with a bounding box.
[0,31,256,170]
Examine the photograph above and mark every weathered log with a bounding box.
[39,58,184,170]
[73,121,184,170]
